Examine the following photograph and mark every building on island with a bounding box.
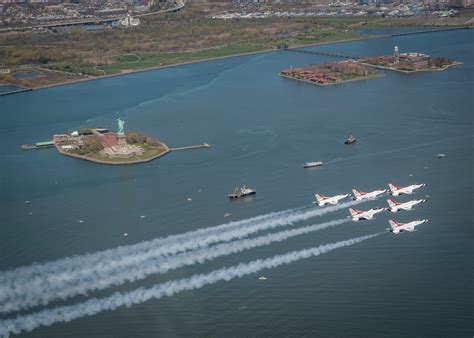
[397,52,430,70]
[53,119,145,159]
[119,14,140,27]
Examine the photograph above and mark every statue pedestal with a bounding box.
[117,134,127,146]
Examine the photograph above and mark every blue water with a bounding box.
[0,85,23,94]
[356,27,443,35]
[0,30,472,337]
[14,72,39,79]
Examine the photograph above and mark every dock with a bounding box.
[170,143,211,151]
[21,140,54,150]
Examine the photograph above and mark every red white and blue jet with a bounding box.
[314,193,350,207]
[387,198,426,213]
[352,188,388,201]
[349,207,386,222]
[388,219,429,234]
[388,183,426,196]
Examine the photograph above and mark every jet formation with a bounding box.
[314,183,429,234]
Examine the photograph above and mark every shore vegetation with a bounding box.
[0,4,471,88]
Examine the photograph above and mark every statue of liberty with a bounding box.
[117,118,125,135]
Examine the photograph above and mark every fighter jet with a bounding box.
[314,193,350,207]
[387,219,429,234]
[352,188,388,201]
[349,207,386,222]
[388,183,426,196]
[387,198,426,213]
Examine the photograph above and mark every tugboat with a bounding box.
[303,161,323,168]
[345,134,356,145]
[228,186,256,199]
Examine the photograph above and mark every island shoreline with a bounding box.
[279,72,385,86]
[2,26,469,94]
[1,34,386,94]
[53,137,172,165]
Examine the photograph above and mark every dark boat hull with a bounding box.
[228,191,256,199]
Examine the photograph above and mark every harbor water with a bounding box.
[0,29,472,337]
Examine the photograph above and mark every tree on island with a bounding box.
[126,132,147,144]
[146,137,161,146]
[76,136,104,155]
[125,131,161,146]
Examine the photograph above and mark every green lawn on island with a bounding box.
[276,29,361,48]
[99,43,270,74]
[42,63,104,77]
[98,31,362,75]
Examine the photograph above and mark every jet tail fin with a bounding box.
[388,183,399,192]
[349,208,360,217]
[387,199,399,209]
[352,189,362,199]
[315,194,326,203]
[389,219,401,229]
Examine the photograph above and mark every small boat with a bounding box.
[258,276,267,281]
[437,153,445,158]
[345,134,356,145]
[224,213,232,218]
[229,186,256,199]
[304,161,323,168]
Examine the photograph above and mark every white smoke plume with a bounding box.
[0,207,297,285]
[0,233,381,337]
[0,200,364,314]
[1,218,349,313]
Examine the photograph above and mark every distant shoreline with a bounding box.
[1,34,384,94]
[1,26,469,94]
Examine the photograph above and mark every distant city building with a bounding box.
[394,45,400,58]
[447,0,473,6]
[398,52,430,69]
[119,14,140,27]
[96,7,128,16]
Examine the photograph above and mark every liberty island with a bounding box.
[45,118,209,165]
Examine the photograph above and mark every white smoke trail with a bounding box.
[1,207,299,282]
[0,233,381,337]
[0,207,298,293]
[0,200,365,313]
[0,218,349,314]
